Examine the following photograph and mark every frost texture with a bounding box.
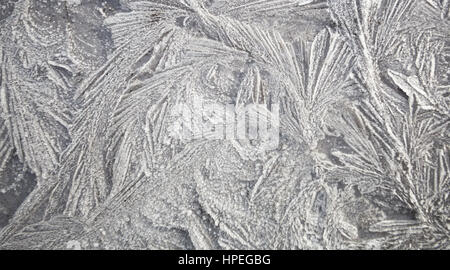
[0,0,448,250]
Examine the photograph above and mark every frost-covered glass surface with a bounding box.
[0,0,449,250]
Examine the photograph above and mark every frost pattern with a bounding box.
[0,0,448,250]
